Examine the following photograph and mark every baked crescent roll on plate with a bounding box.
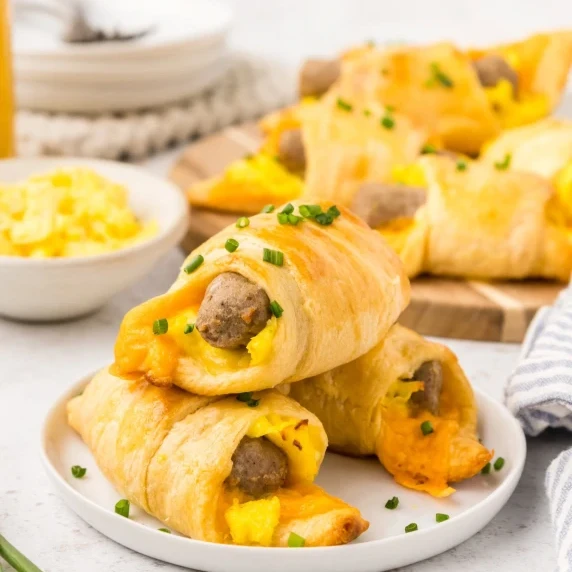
[112,201,410,394]
[360,155,572,280]
[68,368,368,547]
[288,324,492,497]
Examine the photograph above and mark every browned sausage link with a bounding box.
[278,129,306,172]
[226,436,289,497]
[410,360,443,415]
[299,58,341,98]
[473,54,519,96]
[196,272,271,350]
[350,182,426,228]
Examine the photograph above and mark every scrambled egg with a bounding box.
[167,311,277,373]
[485,79,549,128]
[0,168,157,257]
[391,163,427,187]
[224,415,324,546]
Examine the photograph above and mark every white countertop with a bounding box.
[2,0,572,570]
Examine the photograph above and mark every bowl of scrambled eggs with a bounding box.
[0,158,188,321]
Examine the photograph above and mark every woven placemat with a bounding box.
[16,55,295,161]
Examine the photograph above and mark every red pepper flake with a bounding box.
[293,440,303,451]
[294,419,309,430]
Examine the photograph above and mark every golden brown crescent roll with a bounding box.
[288,324,492,497]
[301,92,427,206]
[112,200,410,395]
[375,156,572,280]
[68,368,368,546]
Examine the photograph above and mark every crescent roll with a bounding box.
[289,324,492,497]
[112,200,410,395]
[68,368,368,546]
[374,156,572,280]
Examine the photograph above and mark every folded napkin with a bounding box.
[506,285,572,572]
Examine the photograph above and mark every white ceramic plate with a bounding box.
[42,373,526,572]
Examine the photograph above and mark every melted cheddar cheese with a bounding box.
[222,415,342,546]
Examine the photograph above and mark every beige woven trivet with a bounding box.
[16,55,295,161]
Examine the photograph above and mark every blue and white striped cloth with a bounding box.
[506,284,572,572]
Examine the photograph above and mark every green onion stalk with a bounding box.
[0,535,44,572]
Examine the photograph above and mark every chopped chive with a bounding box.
[115,499,130,518]
[427,62,454,88]
[263,248,284,266]
[236,216,250,228]
[299,204,322,218]
[225,238,239,253]
[261,204,275,213]
[277,213,289,224]
[183,323,195,334]
[405,523,418,533]
[153,318,169,335]
[481,462,491,475]
[270,300,284,318]
[288,532,306,548]
[456,160,467,172]
[71,465,86,479]
[421,143,437,154]
[436,513,449,523]
[494,457,505,471]
[385,496,399,510]
[287,214,303,225]
[281,203,295,215]
[247,399,260,408]
[364,109,372,117]
[336,97,353,112]
[236,391,259,407]
[183,254,204,274]
[420,420,434,436]
[315,213,334,225]
[327,205,341,218]
[158,528,171,533]
[381,114,395,129]
[494,153,511,171]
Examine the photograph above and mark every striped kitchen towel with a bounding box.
[505,284,572,572]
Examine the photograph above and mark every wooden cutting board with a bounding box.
[170,122,564,344]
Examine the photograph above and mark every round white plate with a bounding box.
[42,373,526,572]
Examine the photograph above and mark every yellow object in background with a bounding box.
[0,168,158,257]
[0,0,14,157]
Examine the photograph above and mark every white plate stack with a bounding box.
[12,0,233,113]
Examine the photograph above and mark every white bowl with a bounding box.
[0,157,189,321]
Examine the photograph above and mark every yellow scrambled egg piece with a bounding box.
[391,163,427,187]
[0,168,157,257]
[485,79,549,128]
[167,311,277,374]
[225,496,281,546]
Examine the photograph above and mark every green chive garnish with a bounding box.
[315,213,334,225]
[327,205,341,219]
[263,248,284,266]
[71,465,86,479]
[436,513,449,523]
[237,392,253,403]
[281,203,294,215]
[494,457,505,471]
[456,160,467,172]
[270,300,284,318]
[236,216,250,228]
[420,420,434,436]
[261,204,275,213]
[225,238,239,253]
[481,462,491,475]
[248,399,260,408]
[364,109,372,117]
[336,97,353,112]
[494,153,511,171]
[153,318,168,335]
[405,523,418,533]
[115,499,130,518]
[184,323,195,334]
[299,204,322,218]
[158,528,171,533]
[287,532,306,548]
[0,535,44,572]
[183,254,204,274]
[426,62,454,88]
[277,213,289,224]
[385,496,399,510]
[421,144,437,154]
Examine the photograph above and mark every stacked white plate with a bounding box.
[12,0,233,113]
